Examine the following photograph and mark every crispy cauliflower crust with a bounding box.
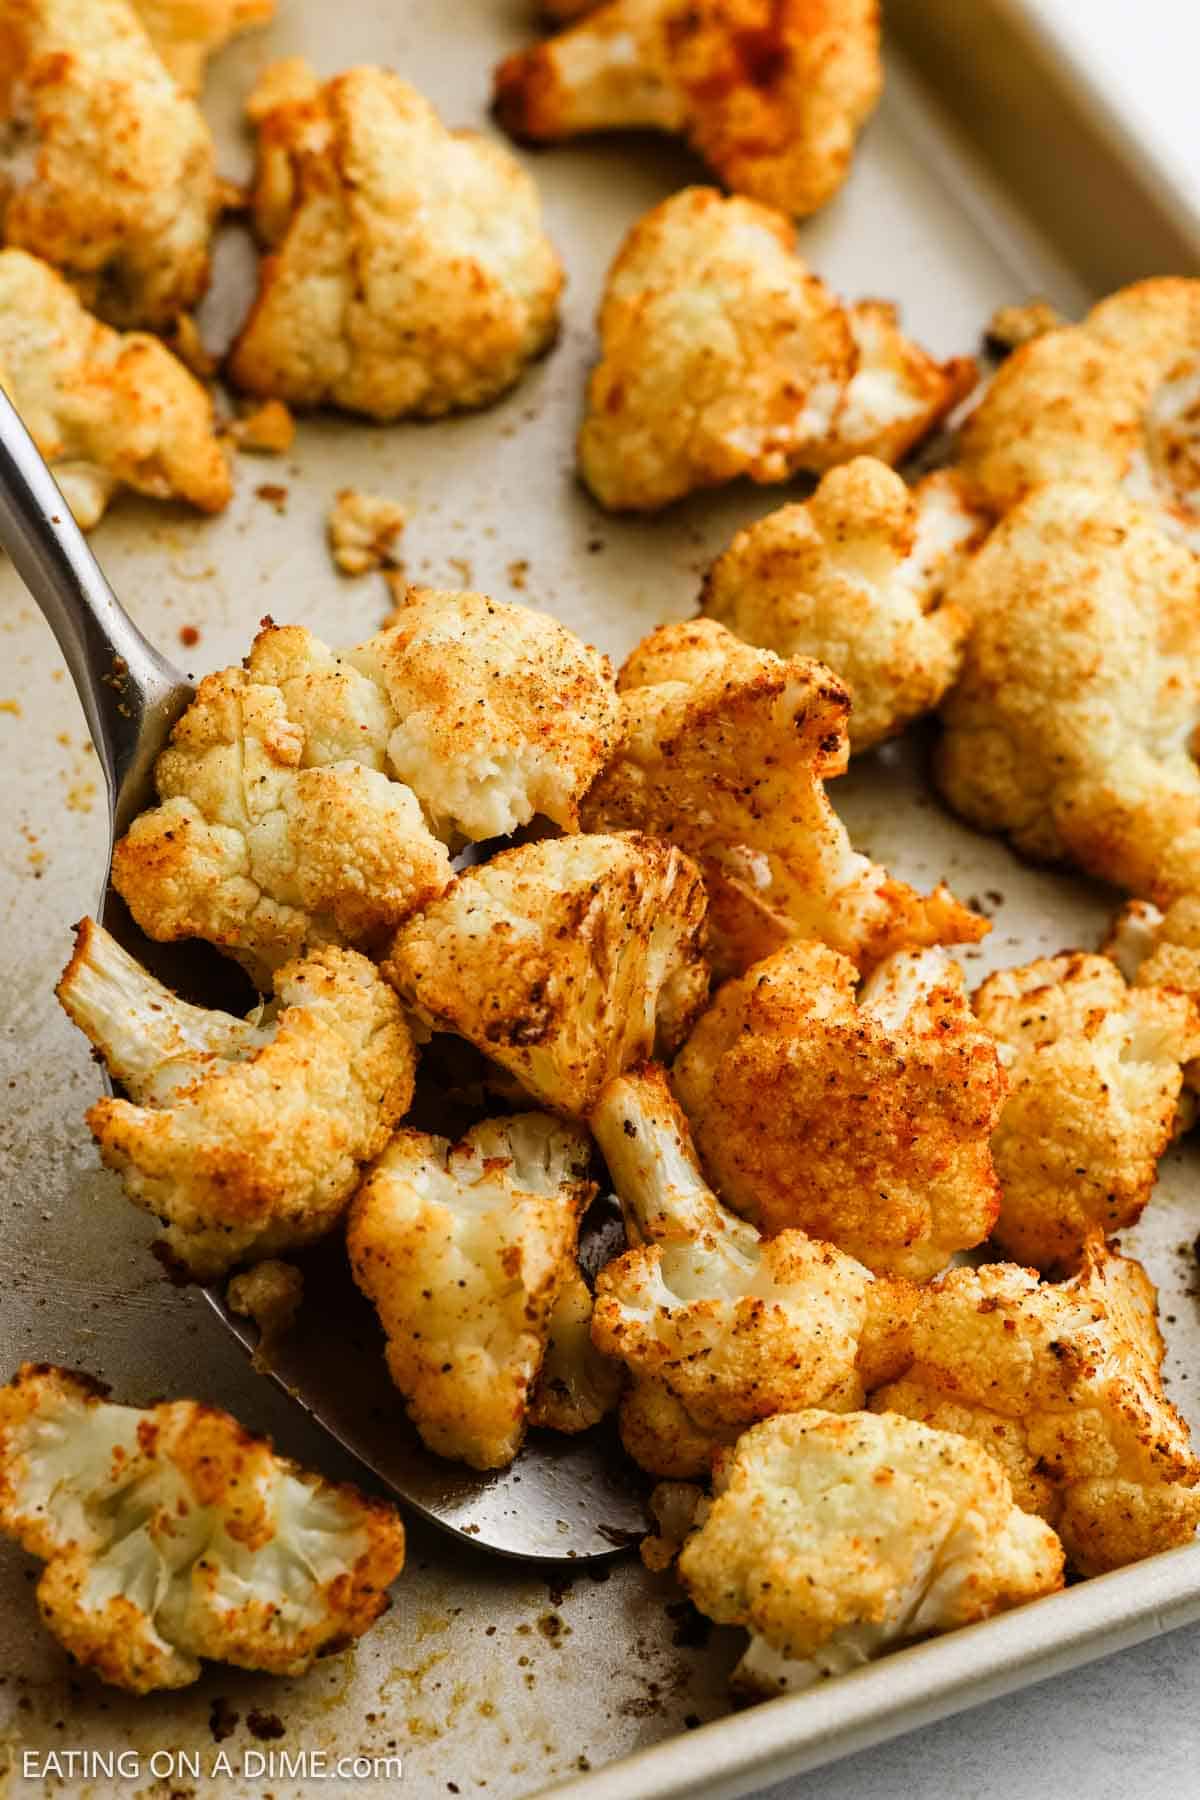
[679,1409,1063,1694]
[873,1242,1200,1574]
[348,1114,593,1468]
[581,618,984,975]
[975,952,1200,1270]
[57,919,416,1278]
[0,1364,405,1693]
[228,62,564,419]
[702,460,986,751]
[576,188,974,511]
[130,0,275,95]
[494,0,883,219]
[673,942,1005,1279]
[0,249,230,528]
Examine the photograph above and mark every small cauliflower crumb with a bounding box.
[231,399,296,455]
[328,489,407,576]
[227,1259,304,1365]
[984,297,1066,357]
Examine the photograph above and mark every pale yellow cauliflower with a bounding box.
[327,489,407,576]
[974,952,1200,1270]
[703,460,986,751]
[678,1409,1063,1695]
[673,942,1006,1280]
[347,1114,593,1469]
[57,918,416,1278]
[1,0,221,327]
[936,483,1200,904]
[130,0,275,95]
[385,833,709,1117]
[581,618,984,975]
[229,61,564,419]
[493,0,882,220]
[0,249,230,528]
[873,1241,1200,1574]
[0,1364,405,1693]
[576,188,975,512]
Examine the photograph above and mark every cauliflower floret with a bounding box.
[527,1269,623,1434]
[0,0,221,327]
[385,833,709,1117]
[960,278,1200,549]
[678,1409,1063,1695]
[937,483,1200,902]
[1105,895,1200,1005]
[575,188,975,512]
[974,953,1200,1270]
[673,942,1005,1280]
[327,489,407,577]
[0,1364,405,1693]
[872,1241,1200,1574]
[0,249,230,529]
[493,0,882,220]
[130,0,275,95]
[226,1259,304,1367]
[228,62,564,419]
[702,460,986,751]
[347,1114,593,1469]
[581,618,984,975]
[57,919,416,1278]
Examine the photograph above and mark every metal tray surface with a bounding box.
[1,2,1199,1796]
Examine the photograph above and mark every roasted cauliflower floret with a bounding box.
[228,62,564,419]
[702,461,986,751]
[57,919,416,1278]
[873,1242,1200,1574]
[974,953,1200,1270]
[678,1409,1063,1695]
[0,249,230,528]
[130,0,275,95]
[385,833,708,1117]
[936,483,1200,902]
[582,618,984,975]
[674,942,1005,1280]
[327,489,407,576]
[576,188,975,512]
[960,278,1200,549]
[527,1269,624,1435]
[0,1364,405,1693]
[1105,895,1200,1005]
[347,1115,593,1469]
[493,0,882,220]
[0,0,221,327]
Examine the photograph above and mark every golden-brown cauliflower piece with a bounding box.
[960,278,1200,549]
[0,1364,405,1693]
[678,1409,1063,1695]
[936,483,1200,903]
[347,1114,593,1469]
[581,618,984,975]
[974,952,1200,1270]
[673,942,1005,1279]
[702,460,986,751]
[57,919,416,1278]
[873,1241,1200,1574]
[130,0,275,95]
[327,488,407,577]
[385,833,709,1117]
[493,0,882,220]
[576,188,975,511]
[1,0,221,327]
[228,62,564,419]
[0,249,230,528]
[526,1269,624,1435]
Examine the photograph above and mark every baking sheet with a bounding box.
[2,2,1199,1797]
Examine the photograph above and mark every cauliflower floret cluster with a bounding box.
[228,61,564,419]
[702,460,987,751]
[0,1364,405,1693]
[347,1114,594,1469]
[385,832,709,1117]
[576,188,975,512]
[130,0,275,95]
[936,483,1200,903]
[493,0,882,220]
[673,942,1006,1280]
[57,919,416,1277]
[873,1241,1200,1574]
[974,952,1200,1270]
[677,1409,1063,1695]
[0,249,230,528]
[582,618,984,975]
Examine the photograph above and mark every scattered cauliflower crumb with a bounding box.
[230,398,296,455]
[0,1363,405,1693]
[130,0,276,96]
[984,297,1066,356]
[57,919,416,1278]
[226,1259,304,1365]
[328,490,407,576]
[527,1268,623,1435]
[348,1114,593,1469]
[640,1479,707,1572]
